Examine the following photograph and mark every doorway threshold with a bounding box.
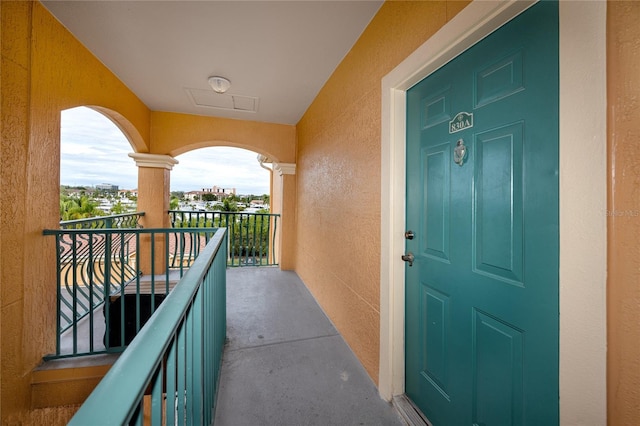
[393,394,432,426]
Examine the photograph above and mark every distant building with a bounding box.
[95,183,118,192]
[118,189,138,198]
[250,199,269,209]
[184,191,202,201]
[205,186,236,197]
[186,186,237,201]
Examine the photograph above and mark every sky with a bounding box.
[60,107,271,195]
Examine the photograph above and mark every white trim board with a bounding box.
[379,1,607,424]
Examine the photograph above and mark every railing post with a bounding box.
[271,215,278,265]
[192,289,204,423]
[104,218,112,307]
[138,232,168,276]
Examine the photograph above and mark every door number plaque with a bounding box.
[449,111,474,134]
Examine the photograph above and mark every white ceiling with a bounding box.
[41,1,384,125]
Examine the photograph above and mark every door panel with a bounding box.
[405,2,559,425]
[421,285,450,398]
[473,123,524,285]
[474,51,524,108]
[472,310,524,426]
[423,143,451,262]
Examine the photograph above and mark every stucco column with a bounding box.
[273,163,296,270]
[129,153,178,275]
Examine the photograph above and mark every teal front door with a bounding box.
[405,3,559,425]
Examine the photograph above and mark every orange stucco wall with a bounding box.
[1,2,150,422]
[607,2,640,424]
[295,1,469,382]
[150,111,296,163]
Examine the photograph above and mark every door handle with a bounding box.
[401,252,415,267]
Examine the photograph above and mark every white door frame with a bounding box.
[379,1,607,424]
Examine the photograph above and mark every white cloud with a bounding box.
[61,107,137,188]
[172,147,271,195]
[60,107,271,195]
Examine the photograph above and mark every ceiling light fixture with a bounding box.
[208,76,231,94]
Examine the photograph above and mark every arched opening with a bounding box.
[171,146,278,267]
[56,106,148,358]
[59,106,139,219]
[171,146,271,212]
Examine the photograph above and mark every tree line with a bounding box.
[60,188,270,221]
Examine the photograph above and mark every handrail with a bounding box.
[169,210,279,267]
[60,212,145,229]
[68,228,227,425]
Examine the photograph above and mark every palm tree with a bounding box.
[60,195,104,221]
[169,196,180,210]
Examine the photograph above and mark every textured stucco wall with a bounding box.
[1,2,33,420]
[151,111,296,163]
[295,1,469,382]
[607,2,640,424]
[1,2,150,422]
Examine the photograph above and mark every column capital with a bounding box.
[275,163,296,176]
[128,153,179,170]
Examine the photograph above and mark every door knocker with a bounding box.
[453,139,467,166]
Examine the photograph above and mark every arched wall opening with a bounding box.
[59,106,143,218]
[90,106,147,154]
[169,142,295,270]
[171,145,272,209]
[171,140,282,167]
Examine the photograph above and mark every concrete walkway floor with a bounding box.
[214,267,405,426]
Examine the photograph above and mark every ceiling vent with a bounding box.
[185,88,259,113]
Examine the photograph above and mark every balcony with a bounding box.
[44,211,279,359]
[43,213,405,424]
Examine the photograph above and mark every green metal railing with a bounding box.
[170,210,279,267]
[53,213,145,336]
[68,228,227,425]
[43,225,219,359]
[60,212,145,229]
